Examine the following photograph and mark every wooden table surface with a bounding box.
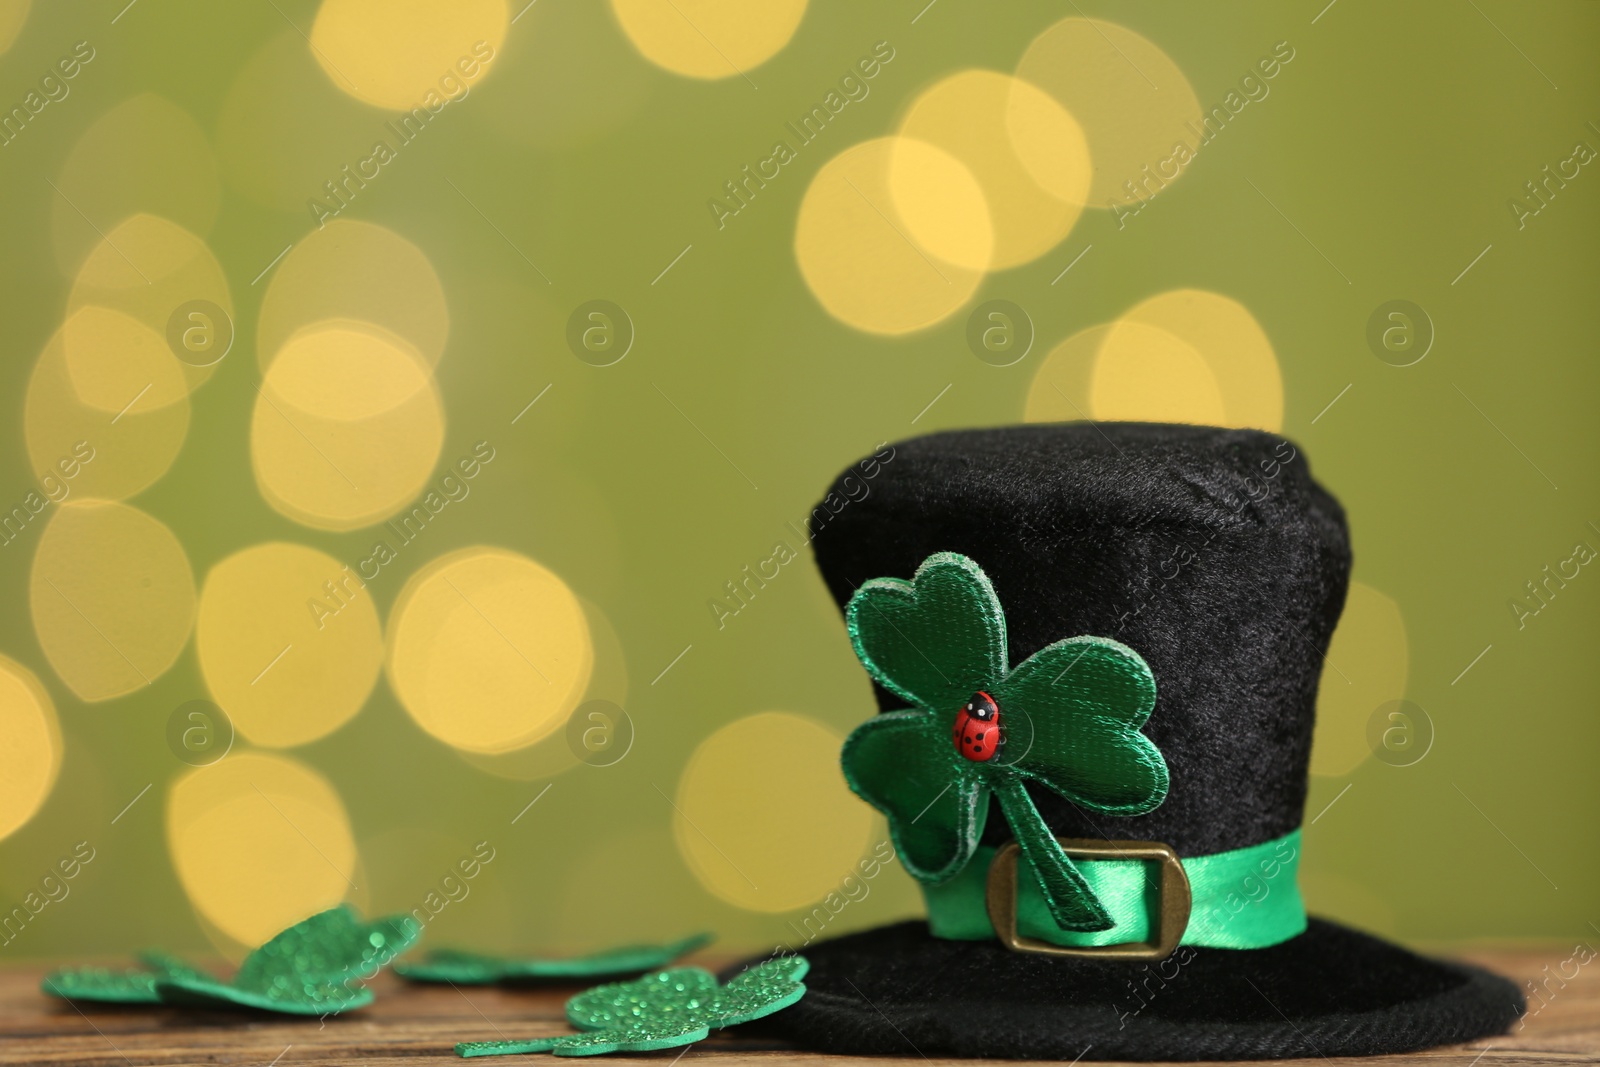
[1,951,1593,1066]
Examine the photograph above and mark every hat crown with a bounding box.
[812,423,1350,856]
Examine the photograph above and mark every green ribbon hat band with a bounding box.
[924,829,1307,950]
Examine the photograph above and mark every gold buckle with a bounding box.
[984,837,1192,960]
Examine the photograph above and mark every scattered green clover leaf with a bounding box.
[153,905,420,1014]
[455,956,809,1058]
[42,951,209,1005]
[42,906,419,1014]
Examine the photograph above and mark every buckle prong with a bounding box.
[984,837,1192,960]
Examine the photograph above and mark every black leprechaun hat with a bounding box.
[747,423,1522,1061]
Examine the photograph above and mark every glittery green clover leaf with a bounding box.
[42,951,211,1004]
[842,551,1168,933]
[398,932,713,985]
[154,906,421,1015]
[455,956,809,1058]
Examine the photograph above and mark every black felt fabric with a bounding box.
[811,423,1350,857]
[742,919,1524,1060]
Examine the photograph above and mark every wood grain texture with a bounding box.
[0,951,1592,1066]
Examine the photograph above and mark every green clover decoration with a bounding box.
[42,905,420,1014]
[841,552,1169,931]
[455,956,808,1057]
[41,951,208,1005]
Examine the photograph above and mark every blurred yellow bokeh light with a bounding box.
[0,653,62,842]
[59,306,187,414]
[1022,324,1113,424]
[610,0,807,80]
[25,325,189,502]
[885,138,996,273]
[167,751,357,947]
[673,711,875,913]
[1025,291,1282,431]
[456,596,628,782]
[258,219,449,374]
[0,1,31,56]
[1119,289,1283,432]
[309,0,509,110]
[67,214,234,398]
[897,70,1090,270]
[251,321,445,532]
[51,94,219,275]
[387,548,594,754]
[1090,320,1227,426]
[1017,17,1201,208]
[796,137,990,335]
[198,543,383,749]
[1311,582,1410,778]
[268,320,434,420]
[30,501,195,702]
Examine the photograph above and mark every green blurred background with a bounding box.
[0,0,1595,966]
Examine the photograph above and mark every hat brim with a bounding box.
[738,918,1522,1060]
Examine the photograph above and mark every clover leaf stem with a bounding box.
[992,777,1114,932]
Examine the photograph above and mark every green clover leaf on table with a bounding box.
[42,951,210,1005]
[155,905,421,1013]
[44,906,420,1014]
[455,956,809,1058]
[396,932,712,985]
[841,552,1168,931]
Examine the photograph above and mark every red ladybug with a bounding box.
[952,691,1004,762]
